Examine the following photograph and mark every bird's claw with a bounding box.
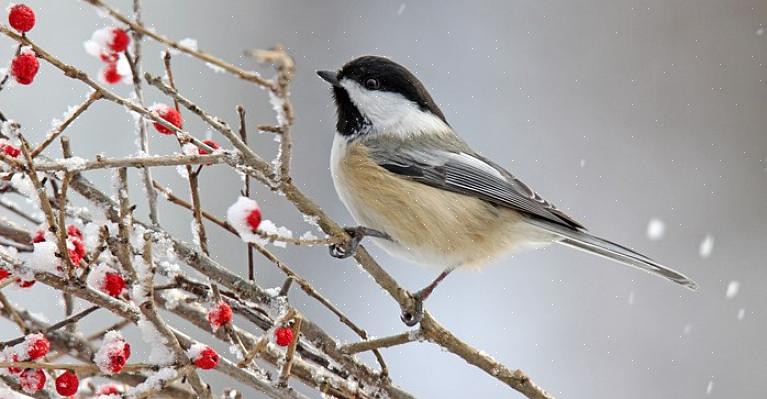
[328,227,361,259]
[328,226,391,259]
[400,292,425,327]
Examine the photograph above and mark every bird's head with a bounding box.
[317,56,449,139]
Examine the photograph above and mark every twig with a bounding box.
[0,306,99,348]
[30,91,102,157]
[83,0,275,90]
[339,331,421,355]
[31,153,229,172]
[237,105,256,281]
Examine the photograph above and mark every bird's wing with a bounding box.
[369,147,585,230]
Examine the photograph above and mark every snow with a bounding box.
[725,281,740,299]
[0,385,33,398]
[10,173,36,200]
[94,331,127,375]
[186,342,208,360]
[627,291,635,305]
[226,196,260,238]
[397,3,406,15]
[737,308,746,320]
[87,263,117,292]
[83,222,102,253]
[699,235,714,258]
[25,241,60,275]
[137,318,175,365]
[269,92,287,125]
[256,220,293,248]
[169,38,198,55]
[181,143,197,156]
[84,27,114,57]
[706,380,713,395]
[646,218,665,240]
[206,62,226,73]
[300,231,318,241]
[125,367,177,397]
[59,156,88,171]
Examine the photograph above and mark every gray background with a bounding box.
[1,1,765,398]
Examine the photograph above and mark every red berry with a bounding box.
[99,51,119,63]
[274,326,294,347]
[0,143,20,157]
[206,301,232,331]
[10,52,39,85]
[31,230,45,243]
[6,353,21,374]
[102,272,125,297]
[151,105,182,135]
[192,346,219,370]
[96,384,121,395]
[246,209,262,232]
[107,349,127,374]
[101,62,122,84]
[198,139,220,155]
[66,225,83,240]
[8,4,35,33]
[0,268,9,281]
[109,28,130,53]
[16,279,34,288]
[55,370,79,396]
[25,334,50,360]
[19,368,45,394]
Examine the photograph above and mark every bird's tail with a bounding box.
[526,219,698,291]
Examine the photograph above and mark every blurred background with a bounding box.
[1,1,765,398]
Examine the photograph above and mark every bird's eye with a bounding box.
[364,78,379,90]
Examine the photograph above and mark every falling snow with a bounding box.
[699,235,714,258]
[725,281,740,299]
[646,218,665,240]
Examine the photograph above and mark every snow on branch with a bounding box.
[0,1,553,398]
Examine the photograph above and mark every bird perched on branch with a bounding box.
[317,56,697,326]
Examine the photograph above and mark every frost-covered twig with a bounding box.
[340,331,421,355]
[83,0,274,89]
[30,90,101,158]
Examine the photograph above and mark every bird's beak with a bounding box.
[316,70,340,87]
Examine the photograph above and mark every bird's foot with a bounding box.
[399,268,454,326]
[400,291,426,327]
[329,226,391,259]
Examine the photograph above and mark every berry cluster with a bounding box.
[84,26,131,84]
[94,331,131,375]
[0,333,52,394]
[7,4,39,85]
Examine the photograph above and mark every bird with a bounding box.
[317,55,697,325]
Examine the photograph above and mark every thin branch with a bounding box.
[0,306,99,348]
[83,0,275,90]
[30,91,102,158]
[339,331,420,355]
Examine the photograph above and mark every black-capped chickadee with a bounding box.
[317,56,696,325]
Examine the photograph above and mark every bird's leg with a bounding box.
[328,226,392,259]
[400,267,455,326]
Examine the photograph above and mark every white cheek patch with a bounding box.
[340,79,449,137]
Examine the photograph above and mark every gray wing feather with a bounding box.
[370,146,584,229]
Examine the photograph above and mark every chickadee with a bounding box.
[317,56,696,325]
